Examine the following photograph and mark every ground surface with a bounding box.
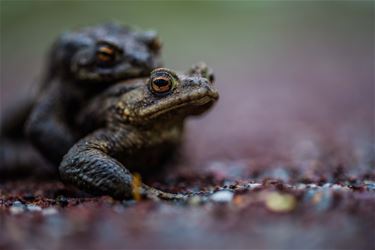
[1,162,374,249]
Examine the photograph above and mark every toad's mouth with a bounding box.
[139,87,219,118]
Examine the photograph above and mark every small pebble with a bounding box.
[210,190,234,203]
[295,183,307,190]
[26,204,42,212]
[188,195,202,206]
[233,195,251,208]
[322,183,333,188]
[364,181,375,191]
[13,200,23,207]
[306,184,319,189]
[331,184,344,190]
[310,189,332,211]
[10,201,26,215]
[247,183,261,190]
[264,192,296,213]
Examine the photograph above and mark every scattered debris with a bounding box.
[188,195,203,206]
[247,183,262,190]
[210,190,234,203]
[9,200,26,215]
[26,204,42,212]
[263,192,297,213]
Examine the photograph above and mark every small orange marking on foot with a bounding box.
[131,173,142,201]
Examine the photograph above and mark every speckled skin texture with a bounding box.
[24,23,162,165]
[59,65,218,199]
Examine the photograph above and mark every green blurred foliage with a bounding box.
[1,1,372,69]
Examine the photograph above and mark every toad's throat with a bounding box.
[139,88,218,118]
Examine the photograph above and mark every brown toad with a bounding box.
[60,64,218,199]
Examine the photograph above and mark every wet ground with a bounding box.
[1,161,374,249]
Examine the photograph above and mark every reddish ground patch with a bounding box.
[1,164,374,249]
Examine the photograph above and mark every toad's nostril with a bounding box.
[199,79,210,86]
[208,74,215,83]
[184,77,201,87]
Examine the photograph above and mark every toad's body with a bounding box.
[25,23,162,165]
[60,65,218,199]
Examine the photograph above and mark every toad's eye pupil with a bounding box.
[154,79,168,87]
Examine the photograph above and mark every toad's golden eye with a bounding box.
[151,76,172,93]
[96,45,116,64]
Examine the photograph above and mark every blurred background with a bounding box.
[1,1,374,172]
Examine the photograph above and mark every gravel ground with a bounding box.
[1,162,374,249]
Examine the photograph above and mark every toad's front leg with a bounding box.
[59,128,185,200]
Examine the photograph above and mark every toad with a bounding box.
[59,64,218,199]
[25,23,162,165]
